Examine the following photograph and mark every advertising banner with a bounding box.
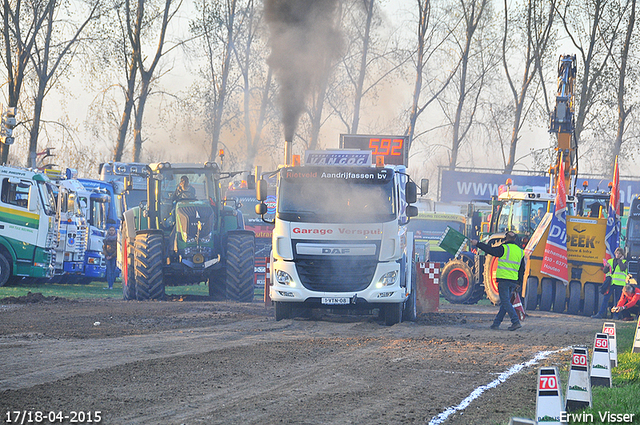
[541,161,568,282]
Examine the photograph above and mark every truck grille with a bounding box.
[296,258,378,292]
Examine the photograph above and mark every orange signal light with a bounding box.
[292,155,301,167]
[375,156,384,167]
[505,178,513,187]
[218,149,225,158]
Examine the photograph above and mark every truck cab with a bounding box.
[256,150,420,325]
[0,165,57,286]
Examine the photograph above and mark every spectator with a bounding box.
[592,247,627,319]
[103,226,117,290]
[611,284,640,321]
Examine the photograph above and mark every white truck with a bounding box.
[0,165,57,285]
[256,149,423,325]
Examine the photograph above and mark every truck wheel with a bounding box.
[403,265,417,321]
[207,271,226,300]
[225,232,255,302]
[122,232,136,300]
[566,281,581,315]
[384,303,403,326]
[553,280,566,313]
[274,301,292,320]
[582,283,598,316]
[440,259,477,304]
[483,255,500,305]
[0,253,11,287]
[134,232,165,301]
[524,277,538,311]
[539,278,555,311]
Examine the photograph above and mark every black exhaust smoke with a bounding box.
[264,0,342,164]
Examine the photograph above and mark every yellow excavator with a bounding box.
[483,55,620,316]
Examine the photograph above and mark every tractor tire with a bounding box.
[134,232,165,301]
[0,252,11,287]
[440,259,478,304]
[483,255,500,305]
[566,281,582,315]
[122,236,136,301]
[384,302,403,326]
[553,280,566,313]
[274,301,292,321]
[403,265,417,321]
[539,278,555,311]
[224,232,255,303]
[582,283,598,317]
[208,271,226,301]
[524,277,538,311]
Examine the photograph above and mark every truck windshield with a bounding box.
[278,167,395,223]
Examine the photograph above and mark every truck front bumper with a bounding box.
[269,259,407,304]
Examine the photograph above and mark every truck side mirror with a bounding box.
[406,205,418,218]
[123,176,132,191]
[405,182,417,204]
[619,201,624,217]
[255,203,267,215]
[256,179,268,201]
[420,179,429,195]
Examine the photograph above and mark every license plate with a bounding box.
[321,297,350,305]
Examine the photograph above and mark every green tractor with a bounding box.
[118,162,255,302]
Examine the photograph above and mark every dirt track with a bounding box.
[0,295,605,424]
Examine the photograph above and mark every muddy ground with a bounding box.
[0,294,606,425]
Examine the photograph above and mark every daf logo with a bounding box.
[322,248,350,254]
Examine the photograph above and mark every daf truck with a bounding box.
[256,149,422,325]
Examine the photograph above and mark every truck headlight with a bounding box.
[276,270,296,287]
[376,271,398,288]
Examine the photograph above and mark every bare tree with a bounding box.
[556,0,626,172]
[231,0,276,169]
[26,0,100,168]
[501,0,556,173]
[611,0,636,167]
[405,0,459,155]
[440,0,493,170]
[1,0,54,164]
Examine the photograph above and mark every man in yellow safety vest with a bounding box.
[471,231,525,331]
[592,247,627,319]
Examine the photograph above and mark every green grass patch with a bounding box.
[0,279,124,299]
[0,279,262,300]
[568,323,640,424]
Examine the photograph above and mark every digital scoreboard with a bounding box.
[339,134,408,166]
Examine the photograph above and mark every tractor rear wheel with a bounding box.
[483,255,500,305]
[440,259,479,304]
[134,232,165,301]
[225,232,255,302]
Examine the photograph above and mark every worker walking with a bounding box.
[471,231,525,331]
